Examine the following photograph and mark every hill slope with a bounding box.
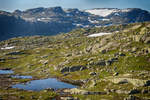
[0,22,150,99]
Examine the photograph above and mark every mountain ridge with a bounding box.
[0,7,150,41]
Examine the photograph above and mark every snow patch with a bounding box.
[85,8,131,17]
[87,32,112,37]
[1,46,15,50]
[85,9,118,17]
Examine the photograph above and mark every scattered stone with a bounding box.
[90,80,97,87]
[124,95,140,100]
[144,37,150,44]
[119,53,126,56]
[128,89,140,95]
[31,96,36,99]
[45,88,54,91]
[116,90,129,94]
[141,89,149,94]
[113,72,119,76]
[89,72,97,76]
[96,60,106,66]
[60,96,76,100]
[19,96,25,99]
[101,49,107,54]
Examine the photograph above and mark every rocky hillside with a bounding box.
[0,7,150,41]
[0,22,150,100]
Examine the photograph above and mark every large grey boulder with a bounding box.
[60,66,87,73]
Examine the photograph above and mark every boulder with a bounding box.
[60,67,69,73]
[60,96,77,100]
[113,72,119,76]
[70,66,86,72]
[60,66,87,73]
[119,53,126,56]
[89,72,97,76]
[96,60,106,66]
[110,78,129,84]
[128,89,140,95]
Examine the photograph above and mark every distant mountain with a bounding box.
[0,7,150,41]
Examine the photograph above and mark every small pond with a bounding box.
[0,70,14,74]
[12,78,77,91]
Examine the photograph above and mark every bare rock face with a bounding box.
[108,77,150,87]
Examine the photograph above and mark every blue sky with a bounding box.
[0,0,150,12]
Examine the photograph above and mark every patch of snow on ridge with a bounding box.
[85,8,131,17]
[87,33,112,37]
[1,46,15,50]
[85,9,118,17]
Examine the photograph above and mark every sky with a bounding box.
[0,0,150,12]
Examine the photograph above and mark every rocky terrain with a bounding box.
[0,7,150,41]
[0,22,150,100]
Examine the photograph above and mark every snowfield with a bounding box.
[85,8,131,17]
[87,32,112,37]
[1,46,15,50]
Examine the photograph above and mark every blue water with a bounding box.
[0,70,14,74]
[12,78,77,91]
[11,75,32,79]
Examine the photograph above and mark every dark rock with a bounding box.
[101,49,107,54]
[60,67,69,73]
[124,95,141,100]
[70,66,86,72]
[119,53,126,56]
[20,96,25,99]
[141,89,148,94]
[129,89,140,95]
[111,57,118,62]
[106,60,113,66]
[145,80,150,86]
